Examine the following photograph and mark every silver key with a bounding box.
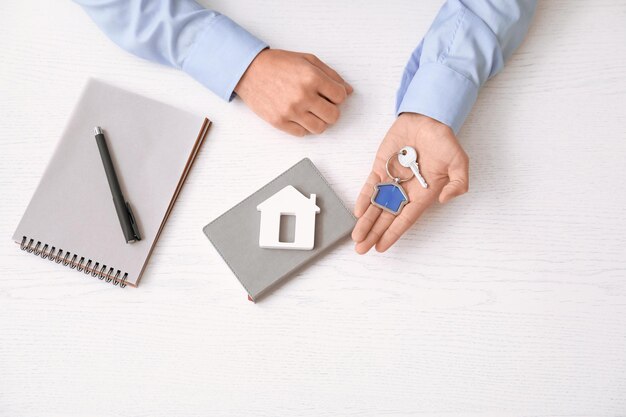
[398,146,428,189]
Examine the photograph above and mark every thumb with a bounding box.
[439,154,469,204]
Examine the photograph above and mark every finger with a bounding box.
[355,211,395,255]
[315,69,348,105]
[296,112,328,135]
[351,204,382,243]
[439,153,470,204]
[355,171,379,218]
[303,54,353,93]
[375,198,431,252]
[278,120,308,137]
[310,97,340,125]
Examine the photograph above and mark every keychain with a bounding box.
[371,146,428,215]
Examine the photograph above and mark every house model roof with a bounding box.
[257,185,321,213]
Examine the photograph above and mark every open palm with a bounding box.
[352,113,470,253]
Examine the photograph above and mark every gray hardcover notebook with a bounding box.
[13,79,210,287]
[203,158,356,301]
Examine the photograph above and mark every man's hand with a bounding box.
[352,113,469,254]
[234,49,352,136]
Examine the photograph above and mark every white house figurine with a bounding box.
[256,185,320,250]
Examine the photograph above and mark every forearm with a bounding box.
[396,0,537,133]
[73,0,267,101]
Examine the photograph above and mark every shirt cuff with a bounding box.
[396,62,479,134]
[182,15,268,102]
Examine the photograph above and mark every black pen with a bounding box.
[94,126,141,243]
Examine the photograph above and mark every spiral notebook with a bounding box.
[12,79,210,287]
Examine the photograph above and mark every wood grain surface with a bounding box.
[1,1,625,416]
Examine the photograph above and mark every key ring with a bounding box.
[385,151,414,183]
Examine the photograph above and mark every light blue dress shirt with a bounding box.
[74,0,268,102]
[396,0,537,133]
[75,0,536,133]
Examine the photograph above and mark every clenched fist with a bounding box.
[234,49,353,136]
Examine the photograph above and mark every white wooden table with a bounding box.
[2,1,626,415]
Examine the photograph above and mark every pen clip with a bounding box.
[125,202,142,242]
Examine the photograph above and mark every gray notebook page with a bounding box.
[203,158,356,300]
[13,79,209,286]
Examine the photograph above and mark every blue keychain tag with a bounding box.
[371,146,425,215]
[371,181,408,215]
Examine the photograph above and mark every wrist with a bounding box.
[234,48,269,98]
[397,112,454,137]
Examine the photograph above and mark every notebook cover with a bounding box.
[13,78,210,287]
[203,158,356,301]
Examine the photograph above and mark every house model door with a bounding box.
[256,185,320,250]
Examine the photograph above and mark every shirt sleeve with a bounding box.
[73,0,268,101]
[396,0,537,134]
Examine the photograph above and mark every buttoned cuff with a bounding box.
[396,62,478,134]
[183,15,268,102]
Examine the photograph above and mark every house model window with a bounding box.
[257,185,320,250]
